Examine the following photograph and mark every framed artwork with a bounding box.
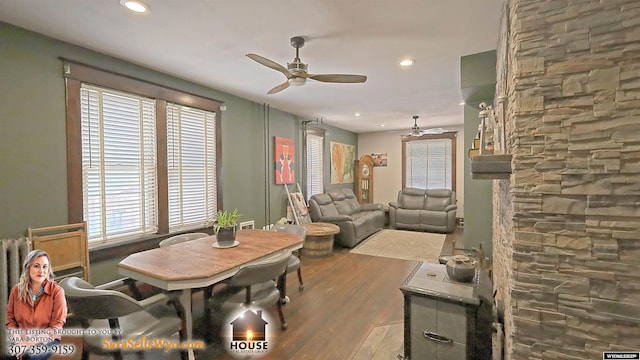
[275,136,294,184]
[330,141,355,184]
[239,220,255,230]
[371,153,388,167]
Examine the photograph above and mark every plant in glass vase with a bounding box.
[214,208,241,245]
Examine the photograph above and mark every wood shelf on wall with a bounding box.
[470,154,512,179]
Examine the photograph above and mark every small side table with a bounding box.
[300,222,340,257]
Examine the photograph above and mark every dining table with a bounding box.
[118,229,304,360]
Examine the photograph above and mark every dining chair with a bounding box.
[28,222,90,282]
[158,232,210,247]
[270,223,306,304]
[60,276,188,360]
[208,250,291,336]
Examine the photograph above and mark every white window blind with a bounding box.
[306,132,324,200]
[167,104,217,231]
[405,138,452,189]
[81,85,158,244]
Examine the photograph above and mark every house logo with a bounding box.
[224,308,273,357]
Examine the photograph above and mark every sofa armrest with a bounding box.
[317,214,353,223]
[389,201,400,209]
[445,204,458,212]
[360,203,383,212]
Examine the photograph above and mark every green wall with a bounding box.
[460,50,496,257]
[0,22,357,241]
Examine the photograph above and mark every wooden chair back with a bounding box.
[28,222,90,282]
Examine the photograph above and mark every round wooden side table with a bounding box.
[300,222,340,257]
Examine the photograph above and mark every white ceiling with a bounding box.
[0,0,501,134]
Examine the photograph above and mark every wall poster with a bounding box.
[275,136,294,184]
[330,141,355,184]
[371,153,388,167]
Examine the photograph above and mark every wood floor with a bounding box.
[65,227,463,360]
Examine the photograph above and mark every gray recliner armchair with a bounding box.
[389,188,457,233]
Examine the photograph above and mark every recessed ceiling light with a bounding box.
[459,101,465,105]
[399,59,415,67]
[355,113,361,117]
[379,124,385,127]
[121,0,150,13]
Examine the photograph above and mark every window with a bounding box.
[402,132,456,191]
[81,85,158,243]
[304,127,325,200]
[167,104,217,231]
[65,62,223,247]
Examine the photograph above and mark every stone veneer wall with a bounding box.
[493,0,640,359]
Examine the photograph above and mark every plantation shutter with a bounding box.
[81,85,157,244]
[405,138,452,189]
[167,103,217,231]
[306,132,324,200]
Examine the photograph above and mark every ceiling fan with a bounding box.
[407,115,446,136]
[247,36,368,95]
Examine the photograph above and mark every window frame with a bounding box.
[166,102,218,232]
[303,126,325,200]
[401,132,457,192]
[64,61,223,245]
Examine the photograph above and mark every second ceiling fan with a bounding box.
[247,36,367,95]
[408,115,446,136]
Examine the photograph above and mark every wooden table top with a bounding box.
[118,229,303,284]
[301,222,340,236]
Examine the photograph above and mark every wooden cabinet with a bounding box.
[355,154,374,204]
[400,262,493,360]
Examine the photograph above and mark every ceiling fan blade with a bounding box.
[307,74,367,83]
[267,81,290,95]
[246,53,291,78]
[422,128,446,135]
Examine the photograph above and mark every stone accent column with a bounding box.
[494,0,640,359]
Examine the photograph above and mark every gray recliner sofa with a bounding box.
[308,189,385,248]
[388,188,457,233]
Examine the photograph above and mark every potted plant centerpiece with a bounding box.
[214,208,241,246]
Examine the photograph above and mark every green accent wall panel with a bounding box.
[460,50,496,257]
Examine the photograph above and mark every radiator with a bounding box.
[0,237,32,354]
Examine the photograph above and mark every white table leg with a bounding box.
[178,289,195,360]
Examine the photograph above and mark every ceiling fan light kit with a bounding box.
[247,36,367,94]
[288,77,306,87]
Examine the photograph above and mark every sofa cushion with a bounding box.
[426,189,454,199]
[328,190,346,201]
[312,193,340,216]
[396,208,421,223]
[329,190,353,215]
[334,200,353,215]
[399,188,425,210]
[313,193,333,205]
[424,190,452,211]
[420,210,448,226]
[342,189,362,213]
